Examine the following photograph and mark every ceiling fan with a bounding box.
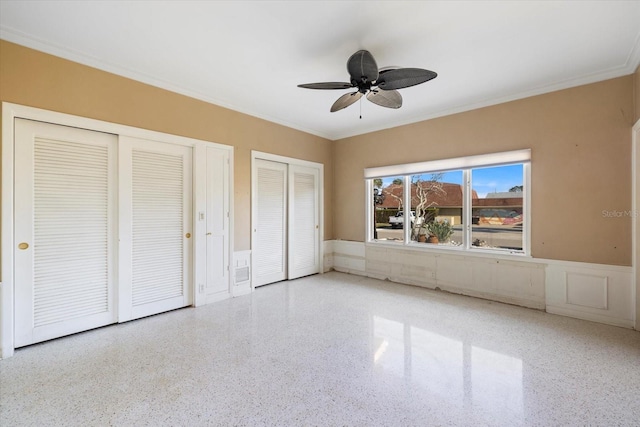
[298,50,437,113]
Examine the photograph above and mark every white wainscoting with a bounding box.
[323,240,334,272]
[545,260,634,329]
[364,244,545,309]
[331,240,366,274]
[233,250,252,296]
[329,240,635,329]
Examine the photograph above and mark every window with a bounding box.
[471,164,524,251]
[372,176,404,244]
[365,150,530,255]
[410,171,463,246]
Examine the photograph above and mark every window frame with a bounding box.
[365,150,531,256]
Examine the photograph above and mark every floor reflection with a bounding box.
[373,315,523,419]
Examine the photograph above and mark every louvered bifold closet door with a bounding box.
[118,137,193,321]
[14,119,117,347]
[253,159,287,287]
[288,165,320,280]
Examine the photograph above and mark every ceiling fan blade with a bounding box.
[330,91,363,112]
[376,68,437,90]
[347,50,379,84]
[297,82,354,90]
[366,89,402,109]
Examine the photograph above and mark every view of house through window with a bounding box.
[368,151,528,254]
[373,176,404,243]
[471,164,524,251]
[409,171,463,246]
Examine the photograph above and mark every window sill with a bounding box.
[366,239,530,261]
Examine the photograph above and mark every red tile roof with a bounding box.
[377,182,522,209]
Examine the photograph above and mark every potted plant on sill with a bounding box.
[426,219,453,244]
[416,224,429,243]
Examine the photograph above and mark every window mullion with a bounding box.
[523,163,531,255]
[463,169,471,250]
[365,179,373,242]
[403,175,411,244]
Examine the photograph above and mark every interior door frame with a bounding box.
[1,102,234,358]
[633,118,640,331]
[250,151,324,290]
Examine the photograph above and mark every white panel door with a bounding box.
[119,136,193,321]
[14,119,117,347]
[288,165,320,280]
[205,146,229,297]
[253,159,287,287]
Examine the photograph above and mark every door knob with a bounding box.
[185,233,191,238]
[18,242,29,250]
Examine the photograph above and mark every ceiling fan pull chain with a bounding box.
[360,96,362,119]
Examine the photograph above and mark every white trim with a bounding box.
[523,162,532,257]
[192,145,207,308]
[364,149,531,178]
[323,241,334,273]
[252,151,325,170]
[227,148,235,299]
[1,103,232,150]
[1,102,234,358]
[1,105,16,358]
[366,240,533,261]
[633,118,640,330]
[463,169,472,250]
[539,257,633,274]
[403,175,411,243]
[365,179,373,242]
[250,151,325,290]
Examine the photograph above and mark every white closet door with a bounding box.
[288,165,320,280]
[119,137,192,321]
[14,119,117,347]
[253,159,287,287]
[205,146,229,298]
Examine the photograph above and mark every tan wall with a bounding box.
[0,41,334,251]
[334,76,635,266]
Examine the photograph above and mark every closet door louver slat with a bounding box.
[131,150,185,307]
[33,139,109,326]
[291,171,317,271]
[288,165,320,280]
[253,160,287,287]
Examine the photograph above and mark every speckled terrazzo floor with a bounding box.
[1,272,639,426]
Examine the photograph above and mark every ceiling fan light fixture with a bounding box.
[298,49,436,113]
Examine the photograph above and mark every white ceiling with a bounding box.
[1,1,640,140]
